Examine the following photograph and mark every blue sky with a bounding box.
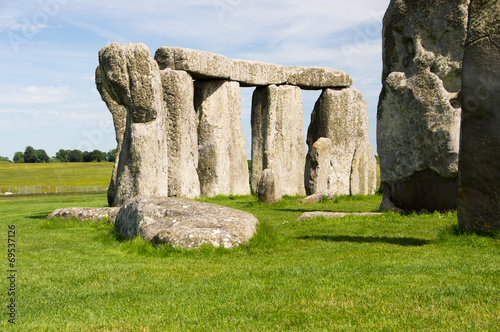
[0,0,390,160]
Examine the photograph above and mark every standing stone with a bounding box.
[160,69,200,198]
[306,88,375,197]
[98,42,168,207]
[377,0,470,211]
[458,0,500,233]
[251,85,306,197]
[95,66,127,205]
[194,80,250,197]
[350,141,377,196]
[257,169,282,204]
[304,137,336,195]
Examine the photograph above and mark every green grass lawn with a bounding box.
[1,193,499,331]
[0,163,113,194]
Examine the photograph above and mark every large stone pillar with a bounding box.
[251,84,306,197]
[194,80,250,197]
[306,88,376,197]
[160,68,200,198]
[458,0,500,233]
[377,0,470,212]
[98,42,168,207]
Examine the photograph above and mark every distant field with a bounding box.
[0,162,113,187]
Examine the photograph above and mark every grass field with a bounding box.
[0,163,113,194]
[1,190,499,331]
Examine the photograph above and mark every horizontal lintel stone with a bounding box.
[154,46,352,89]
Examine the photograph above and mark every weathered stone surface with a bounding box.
[194,80,250,197]
[257,169,282,204]
[297,211,383,222]
[350,141,377,196]
[300,192,335,204]
[304,138,336,195]
[95,66,127,204]
[306,88,375,196]
[154,46,352,89]
[47,207,121,224]
[160,68,200,198]
[458,0,500,233]
[286,66,352,90]
[155,47,231,80]
[230,59,288,87]
[251,84,306,196]
[114,196,258,249]
[98,42,168,207]
[377,0,469,211]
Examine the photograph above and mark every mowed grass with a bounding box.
[1,192,499,331]
[0,162,113,187]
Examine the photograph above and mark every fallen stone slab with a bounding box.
[300,192,336,204]
[114,196,258,249]
[47,207,121,224]
[154,46,352,89]
[297,211,383,222]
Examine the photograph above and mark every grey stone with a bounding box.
[114,196,258,249]
[160,68,200,199]
[286,66,352,90]
[458,0,500,233]
[377,0,469,211]
[230,59,288,87]
[297,211,383,222]
[154,46,352,89]
[155,46,231,80]
[306,88,375,197]
[194,80,251,197]
[47,207,121,224]
[95,66,127,204]
[257,169,282,205]
[251,84,306,196]
[304,138,336,196]
[300,192,335,204]
[98,42,169,207]
[350,141,377,196]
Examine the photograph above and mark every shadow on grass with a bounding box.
[297,235,431,247]
[27,212,52,220]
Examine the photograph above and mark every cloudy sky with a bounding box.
[0,0,390,160]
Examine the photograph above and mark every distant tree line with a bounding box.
[9,146,117,163]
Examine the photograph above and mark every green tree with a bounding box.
[24,146,36,163]
[13,152,24,163]
[106,149,117,162]
[91,150,106,162]
[36,149,49,163]
[55,149,69,162]
[82,151,93,162]
[0,156,11,162]
[67,149,83,162]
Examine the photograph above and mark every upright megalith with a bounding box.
[98,42,168,207]
[251,84,306,196]
[458,0,500,233]
[160,68,200,198]
[194,80,250,197]
[306,88,376,196]
[377,0,470,211]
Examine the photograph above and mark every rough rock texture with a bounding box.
[300,192,335,204]
[194,80,250,197]
[98,42,169,207]
[458,0,500,233]
[160,68,200,198]
[304,138,336,195]
[95,66,127,204]
[377,0,470,211]
[257,169,282,204]
[251,84,306,196]
[47,207,121,224]
[114,196,258,249]
[297,211,383,222]
[350,141,377,196]
[154,46,352,89]
[306,88,376,197]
